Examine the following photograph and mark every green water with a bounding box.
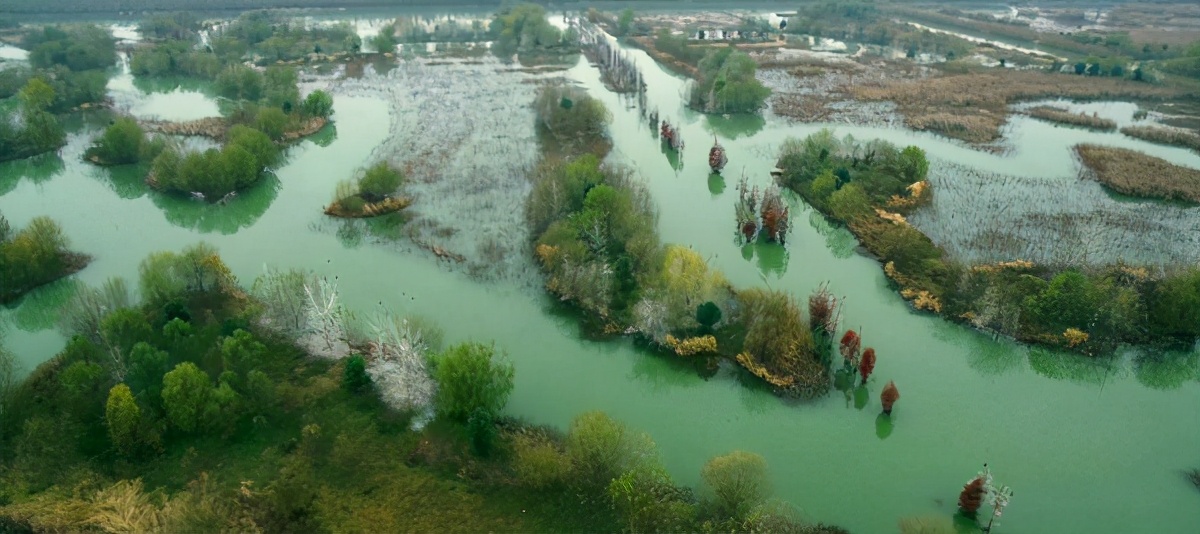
[2,41,1199,534]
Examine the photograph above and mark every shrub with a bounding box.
[342,355,370,393]
[513,431,571,490]
[534,85,611,154]
[356,161,404,202]
[466,407,496,457]
[254,107,289,141]
[828,184,872,221]
[689,48,771,113]
[432,342,515,422]
[700,450,770,521]
[565,411,657,493]
[105,384,140,455]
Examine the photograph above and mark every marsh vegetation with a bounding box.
[1076,144,1200,203]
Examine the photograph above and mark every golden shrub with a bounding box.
[874,208,908,226]
[1063,328,1089,347]
[665,334,717,356]
[900,289,942,313]
[735,352,795,387]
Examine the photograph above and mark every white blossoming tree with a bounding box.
[365,311,437,428]
[978,464,1014,534]
[300,276,350,360]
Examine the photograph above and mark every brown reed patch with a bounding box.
[1075,144,1200,203]
[1120,125,1200,153]
[1027,106,1117,131]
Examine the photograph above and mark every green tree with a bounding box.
[105,383,140,455]
[701,450,770,521]
[372,29,398,54]
[432,342,515,422]
[125,342,168,402]
[357,161,404,201]
[342,354,370,393]
[254,107,289,141]
[221,329,266,385]
[162,362,211,433]
[228,125,280,169]
[18,77,55,111]
[1027,270,1096,331]
[302,90,334,118]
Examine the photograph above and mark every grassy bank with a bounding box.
[1120,124,1200,153]
[779,129,1200,354]
[1027,106,1117,131]
[1075,144,1200,203]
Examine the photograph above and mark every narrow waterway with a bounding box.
[1,29,1198,534]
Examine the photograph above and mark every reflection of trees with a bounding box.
[152,174,279,234]
[0,153,66,196]
[927,319,1024,376]
[629,347,700,393]
[1133,350,1199,390]
[708,173,726,196]
[704,113,765,140]
[306,122,337,147]
[740,240,789,279]
[335,219,364,248]
[807,210,856,259]
[1028,347,1122,386]
[9,278,80,332]
[99,164,151,199]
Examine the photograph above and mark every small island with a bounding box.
[0,213,90,303]
[325,161,410,218]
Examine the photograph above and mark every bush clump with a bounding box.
[688,48,771,114]
[431,342,515,423]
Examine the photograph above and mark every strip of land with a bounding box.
[1076,144,1200,203]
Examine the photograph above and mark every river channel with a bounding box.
[1,18,1198,534]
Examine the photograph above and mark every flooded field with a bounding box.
[1,12,1198,534]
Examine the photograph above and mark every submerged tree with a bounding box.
[881,380,900,416]
[958,476,986,517]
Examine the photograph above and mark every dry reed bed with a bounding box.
[906,160,1200,267]
[333,57,553,283]
[1120,125,1200,153]
[1075,144,1200,204]
[851,70,1188,144]
[1026,106,1117,131]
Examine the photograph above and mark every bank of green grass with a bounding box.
[779,129,1200,354]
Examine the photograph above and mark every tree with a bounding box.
[701,450,770,521]
[897,145,929,183]
[371,29,397,54]
[1074,62,1086,75]
[302,90,333,118]
[958,476,985,516]
[221,329,266,386]
[357,161,404,202]
[432,342,514,422]
[126,342,168,402]
[228,125,280,170]
[343,354,370,393]
[162,362,211,433]
[105,384,140,455]
[828,184,871,221]
[695,301,722,331]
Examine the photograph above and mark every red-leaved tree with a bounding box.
[859,348,876,384]
[958,476,986,516]
[839,330,861,366]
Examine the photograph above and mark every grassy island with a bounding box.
[326,161,411,218]
[1026,106,1117,131]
